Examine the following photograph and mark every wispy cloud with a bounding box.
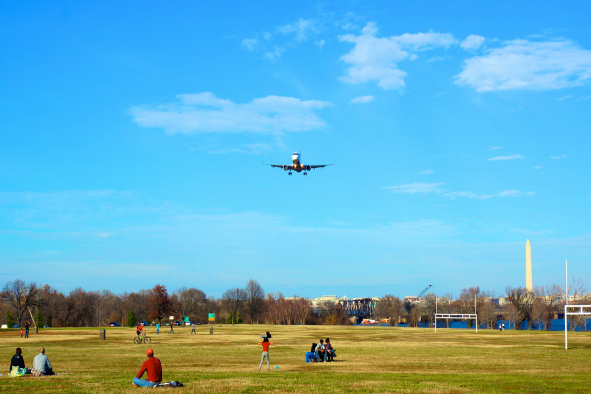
[533,166,542,170]
[444,189,532,200]
[315,39,325,49]
[555,95,573,101]
[241,38,259,51]
[339,22,457,90]
[460,34,486,51]
[419,170,434,175]
[455,38,591,91]
[488,146,503,150]
[350,95,375,104]
[278,18,319,42]
[488,155,525,161]
[550,155,568,159]
[385,182,446,194]
[130,92,331,134]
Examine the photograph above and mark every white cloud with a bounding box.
[278,18,318,42]
[460,35,485,51]
[130,92,331,134]
[455,39,591,91]
[350,95,375,104]
[533,166,542,170]
[488,146,503,150]
[386,182,446,194]
[488,155,525,161]
[264,46,285,61]
[241,38,259,51]
[444,189,529,200]
[339,23,457,90]
[419,170,434,175]
[555,95,573,101]
[315,39,325,49]
[550,155,568,159]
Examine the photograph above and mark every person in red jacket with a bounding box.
[258,336,274,371]
[132,348,162,387]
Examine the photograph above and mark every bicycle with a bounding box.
[133,333,151,344]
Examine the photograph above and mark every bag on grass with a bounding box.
[154,381,184,388]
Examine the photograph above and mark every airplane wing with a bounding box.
[308,164,334,169]
[265,163,293,170]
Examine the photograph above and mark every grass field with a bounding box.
[1,324,590,393]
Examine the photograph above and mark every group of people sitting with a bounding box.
[9,347,53,376]
[311,338,336,362]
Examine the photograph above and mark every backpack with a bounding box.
[155,381,184,388]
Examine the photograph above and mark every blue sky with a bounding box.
[1,1,590,298]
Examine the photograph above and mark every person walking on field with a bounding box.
[156,322,160,335]
[258,336,274,371]
[132,348,162,387]
[191,322,196,334]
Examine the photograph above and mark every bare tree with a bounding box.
[244,279,265,324]
[506,286,534,330]
[221,288,246,326]
[2,279,45,326]
[502,302,520,329]
[177,287,206,321]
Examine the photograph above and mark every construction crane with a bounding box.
[417,284,433,299]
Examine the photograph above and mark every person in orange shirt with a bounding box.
[258,335,274,371]
[132,348,162,387]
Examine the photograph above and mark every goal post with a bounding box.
[434,313,478,333]
[564,304,591,349]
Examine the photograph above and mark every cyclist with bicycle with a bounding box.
[136,323,143,341]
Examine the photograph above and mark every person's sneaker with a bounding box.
[132,383,139,387]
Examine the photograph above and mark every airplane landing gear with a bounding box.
[303,172,307,176]
[288,171,293,175]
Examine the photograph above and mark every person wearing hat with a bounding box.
[314,339,326,362]
[132,348,162,387]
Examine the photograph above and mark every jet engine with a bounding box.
[306,165,311,171]
[283,165,289,171]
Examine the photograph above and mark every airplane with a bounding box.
[264,152,333,175]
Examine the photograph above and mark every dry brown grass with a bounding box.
[1,324,590,393]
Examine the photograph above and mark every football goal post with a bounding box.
[434,294,478,333]
[564,304,591,349]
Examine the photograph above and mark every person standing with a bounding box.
[156,322,160,335]
[191,322,196,334]
[258,336,274,371]
[132,348,162,387]
[33,348,53,375]
[20,328,23,338]
[168,322,174,334]
[25,321,30,338]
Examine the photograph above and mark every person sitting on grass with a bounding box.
[325,338,336,362]
[132,348,162,387]
[314,339,326,362]
[33,347,53,375]
[10,347,26,372]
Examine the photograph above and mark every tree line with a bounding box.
[1,279,587,330]
[374,282,588,331]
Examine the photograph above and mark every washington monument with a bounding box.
[526,239,532,291]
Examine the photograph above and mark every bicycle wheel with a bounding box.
[133,337,139,345]
[145,337,151,344]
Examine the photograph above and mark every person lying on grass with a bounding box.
[132,348,162,387]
